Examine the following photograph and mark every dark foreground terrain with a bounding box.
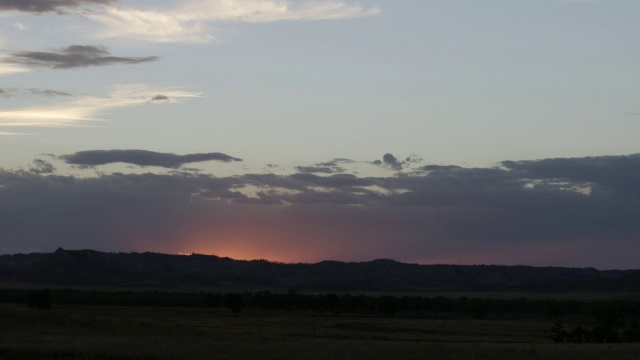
[1,289,640,359]
[2,249,640,358]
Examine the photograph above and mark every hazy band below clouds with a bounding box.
[81,0,381,43]
[3,45,159,70]
[0,84,200,129]
[62,149,242,168]
[0,0,116,13]
[1,153,639,268]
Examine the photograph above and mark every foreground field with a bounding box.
[1,303,639,359]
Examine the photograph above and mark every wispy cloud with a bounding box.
[0,0,116,14]
[81,0,381,43]
[0,131,31,135]
[28,88,73,97]
[0,84,200,128]
[13,22,28,30]
[0,62,31,75]
[0,88,17,97]
[0,88,73,97]
[2,45,159,70]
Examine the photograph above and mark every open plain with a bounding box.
[1,301,639,360]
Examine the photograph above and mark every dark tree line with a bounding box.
[550,305,640,343]
[1,288,640,343]
[0,288,636,317]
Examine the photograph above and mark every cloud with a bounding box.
[0,88,73,97]
[296,159,353,174]
[61,149,242,168]
[29,89,73,97]
[501,154,640,197]
[29,159,55,174]
[295,166,336,174]
[13,22,28,30]
[3,45,159,70]
[0,0,116,13]
[150,94,170,102]
[382,153,402,171]
[0,84,200,128]
[373,153,403,171]
[0,88,17,97]
[0,62,31,76]
[81,0,381,43]
[422,165,463,172]
[0,131,30,135]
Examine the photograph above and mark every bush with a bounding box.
[27,289,51,310]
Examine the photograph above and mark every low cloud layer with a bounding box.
[62,149,242,168]
[3,45,158,70]
[0,0,116,13]
[1,153,639,269]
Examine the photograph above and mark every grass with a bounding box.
[0,303,639,359]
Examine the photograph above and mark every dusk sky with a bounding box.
[1,0,639,269]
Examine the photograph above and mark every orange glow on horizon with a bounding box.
[179,231,322,263]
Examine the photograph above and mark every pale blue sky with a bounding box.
[1,1,640,268]
[1,0,638,171]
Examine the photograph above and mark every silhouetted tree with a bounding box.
[550,322,568,343]
[223,293,243,317]
[202,292,222,308]
[27,289,51,310]
[379,296,399,317]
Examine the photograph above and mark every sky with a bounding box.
[0,0,639,269]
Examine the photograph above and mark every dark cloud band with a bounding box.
[1,153,639,268]
[61,149,243,168]
[0,88,72,97]
[3,45,158,69]
[0,0,116,13]
[0,88,17,97]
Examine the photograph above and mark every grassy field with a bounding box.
[1,303,639,359]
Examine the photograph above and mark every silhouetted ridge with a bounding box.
[0,249,638,292]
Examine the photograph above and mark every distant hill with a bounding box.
[0,248,639,292]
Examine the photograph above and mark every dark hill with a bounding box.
[0,249,638,292]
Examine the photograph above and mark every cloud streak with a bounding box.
[0,62,31,76]
[0,131,30,135]
[0,84,200,128]
[0,88,73,97]
[0,88,17,97]
[0,0,116,13]
[81,0,381,43]
[3,45,159,70]
[62,149,242,168]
